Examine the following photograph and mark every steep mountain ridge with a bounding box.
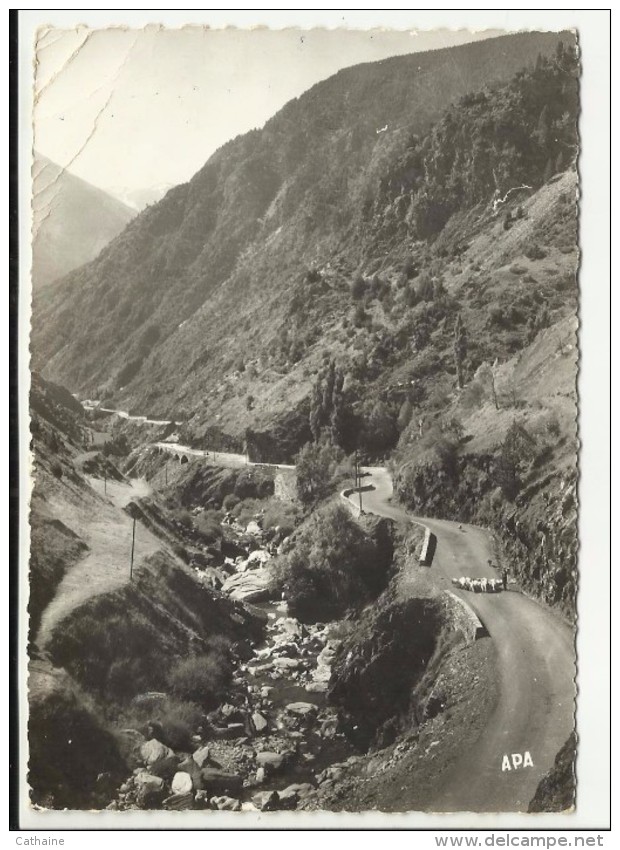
[32,154,136,290]
[32,31,574,436]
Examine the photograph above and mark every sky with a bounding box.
[33,26,505,197]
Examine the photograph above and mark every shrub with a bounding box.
[233,468,274,500]
[294,441,347,505]
[222,493,240,511]
[350,275,367,300]
[272,503,393,621]
[157,699,205,750]
[116,358,143,387]
[168,652,232,709]
[48,608,165,700]
[531,444,553,469]
[262,501,300,537]
[487,306,505,327]
[433,435,459,479]
[102,434,130,457]
[524,243,548,260]
[495,420,535,500]
[353,302,368,328]
[461,379,486,409]
[545,412,561,437]
[195,510,223,543]
[231,498,263,527]
[29,688,126,809]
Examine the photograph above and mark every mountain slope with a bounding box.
[32,31,574,429]
[31,154,136,289]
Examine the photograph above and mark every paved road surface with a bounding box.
[349,467,576,813]
[153,441,295,471]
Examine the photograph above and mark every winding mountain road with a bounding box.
[72,413,576,811]
[352,467,576,813]
[147,438,574,810]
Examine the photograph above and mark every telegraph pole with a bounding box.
[355,449,363,515]
[129,517,136,581]
[358,468,363,516]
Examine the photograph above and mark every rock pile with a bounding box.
[106,511,355,813]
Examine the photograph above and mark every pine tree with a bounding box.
[397,398,414,432]
[322,359,336,416]
[453,313,468,389]
[537,105,551,149]
[309,381,324,442]
[309,360,346,446]
[330,367,346,446]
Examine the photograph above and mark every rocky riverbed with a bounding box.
[106,512,359,812]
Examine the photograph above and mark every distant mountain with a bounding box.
[31,155,136,289]
[32,31,577,448]
[107,183,176,212]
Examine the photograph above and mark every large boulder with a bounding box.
[163,792,194,811]
[221,569,271,603]
[135,772,165,792]
[246,549,271,567]
[209,722,247,740]
[272,657,301,670]
[200,768,243,796]
[148,754,180,780]
[192,745,212,769]
[171,771,194,795]
[286,702,318,717]
[255,751,290,774]
[279,783,314,801]
[273,617,307,641]
[212,795,241,811]
[140,738,174,767]
[252,712,269,734]
[275,786,300,810]
[252,790,280,811]
[177,756,204,790]
[134,772,165,808]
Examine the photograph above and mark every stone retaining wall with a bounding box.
[419,526,436,566]
[442,590,487,643]
[274,470,297,502]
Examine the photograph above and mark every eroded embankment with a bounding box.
[395,454,578,621]
[29,546,266,809]
[297,519,500,812]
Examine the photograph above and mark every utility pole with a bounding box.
[358,467,363,516]
[129,517,136,581]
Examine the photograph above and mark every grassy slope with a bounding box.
[28,376,267,808]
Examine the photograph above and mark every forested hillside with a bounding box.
[32,32,575,444]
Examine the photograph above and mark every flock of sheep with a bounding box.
[451,576,504,593]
